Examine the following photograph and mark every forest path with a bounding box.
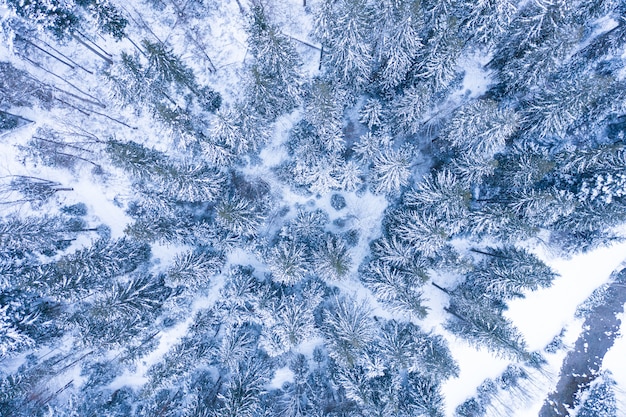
[539,267,626,416]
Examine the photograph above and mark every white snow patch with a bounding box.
[506,241,626,351]
[603,310,626,395]
[455,50,492,101]
[268,366,295,390]
[441,342,510,415]
[69,174,132,239]
[109,274,226,390]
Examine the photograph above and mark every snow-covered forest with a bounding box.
[1,0,625,415]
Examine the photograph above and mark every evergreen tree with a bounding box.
[267,240,310,285]
[106,139,225,203]
[166,248,224,291]
[322,296,375,368]
[313,234,352,281]
[314,0,374,87]
[405,169,470,223]
[215,194,266,237]
[0,214,88,257]
[361,261,429,319]
[5,0,81,39]
[216,355,269,417]
[245,5,302,120]
[0,305,33,359]
[359,98,385,130]
[370,146,412,195]
[391,84,434,135]
[441,284,532,362]
[75,274,172,348]
[371,0,424,91]
[464,246,557,300]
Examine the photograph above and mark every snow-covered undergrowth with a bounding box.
[1,0,626,416]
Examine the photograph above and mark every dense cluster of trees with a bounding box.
[1,0,625,415]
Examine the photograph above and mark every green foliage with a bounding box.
[444,287,531,362]
[322,296,375,368]
[6,0,81,39]
[106,139,225,203]
[245,5,302,120]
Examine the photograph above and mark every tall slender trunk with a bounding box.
[17,36,75,69]
[23,57,105,107]
[431,281,451,294]
[319,45,324,70]
[469,248,509,259]
[72,34,113,65]
[35,37,94,74]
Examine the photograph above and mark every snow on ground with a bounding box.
[269,366,295,389]
[70,172,133,238]
[506,241,626,351]
[514,319,584,417]
[603,310,626,400]
[453,50,492,102]
[109,273,227,390]
[441,343,510,416]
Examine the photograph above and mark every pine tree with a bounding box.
[5,0,81,39]
[392,210,453,258]
[106,139,225,203]
[302,78,346,153]
[0,305,33,359]
[76,274,172,348]
[361,261,429,319]
[322,296,375,368]
[413,15,463,92]
[313,234,352,281]
[377,320,459,381]
[266,240,310,285]
[465,246,557,300]
[370,146,412,195]
[216,356,269,417]
[314,0,374,87]
[0,214,87,257]
[166,248,224,291]
[406,373,446,417]
[405,169,470,223]
[359,98,385,130]
[371,0,424,91]
[442,285,531,362]
[391,84,434,135]
[262,294,317,356]
[215,194,265,237]
[441,100,518,158]
[245,5,301,120]
[460,0,517,46]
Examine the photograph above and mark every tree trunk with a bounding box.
[72,34,113,65]
[469,248,509,259]
[17,36,75,69]
[319,45,324,71]
[55,97,90,116]
[23,58,105,107]
[88,108,138,129]
[35,38,94,74]
[76,31,113,58]
[431,281,451,294]
[32,136,95,153]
